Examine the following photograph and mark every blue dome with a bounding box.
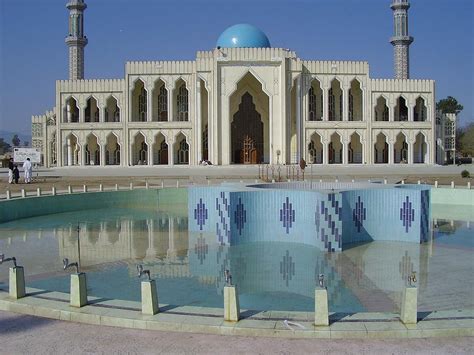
[216,24,271,48]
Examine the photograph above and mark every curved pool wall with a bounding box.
[188,182,431,252]
[0,188,187,224]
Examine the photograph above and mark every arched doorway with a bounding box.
[231,92,264,164]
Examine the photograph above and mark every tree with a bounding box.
[0,138,11,154]
[11,134,20,147]
[459,123,474,156]
[436,96,463,114]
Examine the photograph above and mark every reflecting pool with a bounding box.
[0,201,472,313]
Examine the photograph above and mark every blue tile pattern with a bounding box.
[352,196,366,233]
[280,250,295,287]
[234,198,246,236]
[194,198,208,231]
[216,192,231,244]
[420,190,430,243]
[280,197,295,234]
[400,196,415,233]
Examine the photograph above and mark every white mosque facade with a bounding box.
[31,0,456,167]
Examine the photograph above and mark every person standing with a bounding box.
[8,158,14,184]
[22,158,33,184]
[13,165,20,184]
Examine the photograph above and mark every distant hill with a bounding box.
[0,130,32,147]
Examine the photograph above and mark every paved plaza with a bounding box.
[1,310,473,354]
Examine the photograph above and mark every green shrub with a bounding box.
[461,170,470,178]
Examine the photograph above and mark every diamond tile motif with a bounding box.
[280,197,295,234]
[400,196,415,233]
[194,198,208,230]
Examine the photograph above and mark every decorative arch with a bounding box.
[394,95,408,121]
[85,96,100,123]
[105,95,120,122]
[174,132,189,165]
[328,132,342,164]
[84,133,100,165]
[374,95,389,121]
[64,133,80,166]
[229,71,269,164]
[152,78,168,122]
[64,96,79,123]
[308,132,323,164]
[328,78,343,121]
[131,131,148,165]
[413,132,428,164]
[153,132,168,165]
[228,68,272,98]
[374,132,388,164]
[348,132,363,164]
[131,79,147,122]
[308,79,323,121]
[173,78,189,122]
[414,96,427,122]
[349,79,363,121]
[394,132,408,163]
[105,132,120,165]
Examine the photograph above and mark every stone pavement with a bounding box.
[1,310,473,354]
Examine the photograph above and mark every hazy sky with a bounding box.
[0,0,472,134]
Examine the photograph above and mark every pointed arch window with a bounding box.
[349,89,354,121]
[329,88,335,121]
[177,84,189,121]
[158,85,168,121]
[139,87,147,122]
[308,87,317,121]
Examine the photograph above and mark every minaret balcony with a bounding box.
[65,36,88,46]
[390,36,414,45]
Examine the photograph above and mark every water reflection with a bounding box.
[0,208,472,312]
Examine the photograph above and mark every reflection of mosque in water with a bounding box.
[58,215,190,278]
[53,215,436,310]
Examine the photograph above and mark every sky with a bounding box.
[0,0,472,135]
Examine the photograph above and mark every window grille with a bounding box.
[139,87,147,121]
[158,85,168,121]
[308,87,316,121]
[177,84,189,121]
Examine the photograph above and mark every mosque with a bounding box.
[31,0,456,167]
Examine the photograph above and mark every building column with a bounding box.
[322,86,329,121]
[168,138,175,165]
[167,216,176,259]
[408,138,414,164]
[79,143,85,166]
[343,86,349,121]
[168,85,174,122]
[148,139,153,166]
[147,83,153,122]
[196,80,202,162]
[67,137,72,166]
[323,141,328,165]
[129,138,134,166]
[296,76,302,161]
[388,142,394,165]
[342,136,349,165]
[146,219,156,258]
[100,144,106,166]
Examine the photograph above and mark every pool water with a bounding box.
[0,205,472,313]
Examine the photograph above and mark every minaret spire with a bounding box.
[390,0,414,79]
[65,0,88,80]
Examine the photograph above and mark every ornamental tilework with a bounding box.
[400,196,415,233]
[194,198,208,230]
[420,190,430,243]
[280,197,295,234]
[352,196,366,233]
[216,192,231,244]
[194,234,208,265]
[234,198,246,236]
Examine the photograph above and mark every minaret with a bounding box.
[65,0,88,80]
[390,0,414,79]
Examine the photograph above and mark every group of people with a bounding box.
[8,157,33,184]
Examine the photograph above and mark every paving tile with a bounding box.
[236,319,277,329]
